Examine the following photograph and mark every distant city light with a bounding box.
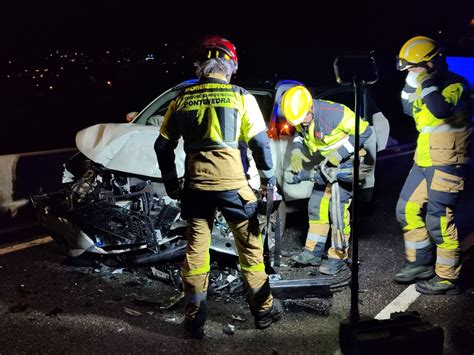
[471,18,474,26]
[8,60,12,64]
[106,80,112,86]
[49,86,53,90]
[145,54,155,61]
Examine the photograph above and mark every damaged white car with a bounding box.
[31,79,389,264]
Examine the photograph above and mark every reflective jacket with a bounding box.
[401,70,472,167]
[292,99,372,161]
[155,76,274,191]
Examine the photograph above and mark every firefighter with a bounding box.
[154,35,283,338]
[282,85,375,275]
[394,36,472,294]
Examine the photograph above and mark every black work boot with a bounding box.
[183,301,207,339]
[254,299,284,330]
[393,263,435,284]
[290,249,322,266]
[319,258,347,275]
[415,275,462,295]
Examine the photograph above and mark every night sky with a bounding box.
[3,1,473,56]
[1,1,473,154]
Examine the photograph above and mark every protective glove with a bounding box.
[165,179,182,200]
[326,151,343,167]
[290,149,310,173]
[417,71,434,87]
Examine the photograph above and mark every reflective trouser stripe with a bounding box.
[306,186,331,253]
[228,218,272,313]
[397,165,463,279]
[436,255,457,266]
[308,187,331,223]
[304,232,327,254]
[396,166,433,264]
[186,291,207,303]
[307,233,327,243]
[431,212,461,279]
[181,217,212,316]
[405,238,433,250]
[436,247,461,280]
[327,200,351,260]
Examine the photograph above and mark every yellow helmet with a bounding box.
[280,85,313,126]
[396,36,442,71]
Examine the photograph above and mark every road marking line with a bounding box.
[0,236,53,256]
[374,284,420,320]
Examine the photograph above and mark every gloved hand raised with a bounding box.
[417,71,434,86]
[290,149,310,173]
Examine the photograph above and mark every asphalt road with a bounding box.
[1,151,473,354]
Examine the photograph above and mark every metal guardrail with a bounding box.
[0,148,77,242]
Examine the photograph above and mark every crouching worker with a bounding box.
[154,35,283,339]
[282,85,375,275]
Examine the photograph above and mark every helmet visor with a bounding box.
[396,56,416,71]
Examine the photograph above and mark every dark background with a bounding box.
[1,1,473,154]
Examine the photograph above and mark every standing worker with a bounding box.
[282,85,375,275]
[154,35,283,338]
[394,36,472,294]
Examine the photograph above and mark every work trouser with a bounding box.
[180,185,272,322]
[304,181,352,260]
[395,164,467,280]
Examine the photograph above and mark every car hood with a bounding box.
[75,123,185,179]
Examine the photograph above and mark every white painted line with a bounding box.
[0,236,53,256]
[374,284,420,320]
